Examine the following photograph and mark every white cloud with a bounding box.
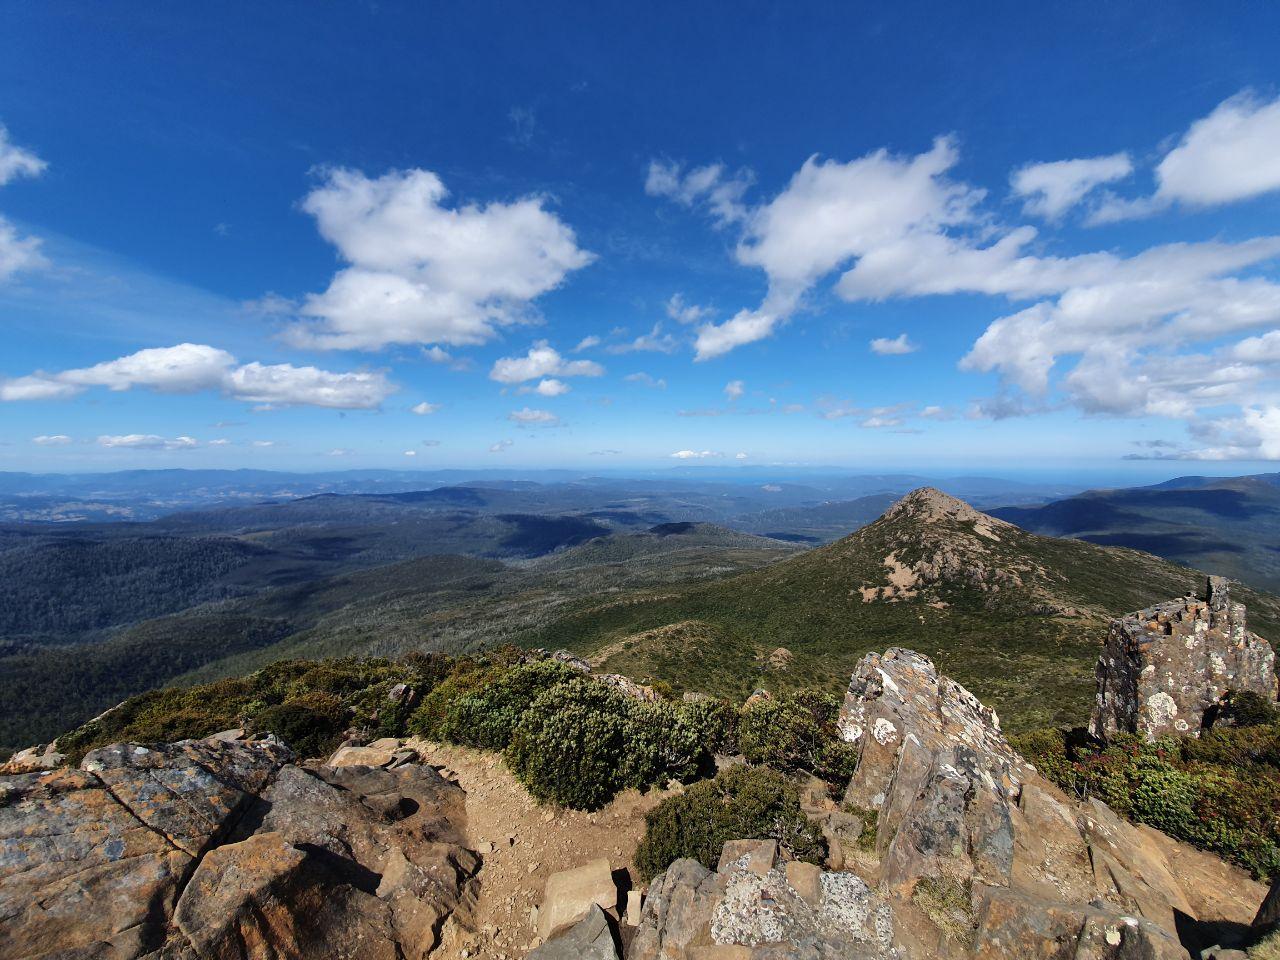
[411,401,441,415]
[286,167,593,350]
[1,343,395,409]
[0,123,49,282]
[490,341,604,383]
[490,438,514,453]
[98,434,198,450]
[624,371,666,389]
[251,440,276,448]
[59,344,235,393]
[508,406,559,426]
[327,447,354,456]
[208,438,232,446]
[724,379,745,401]
[645,160,753,226]
[869,333,918,355]
[573,335,601,352]
[31,434,71,445]
[530,378,569,397]
[735,451,748,460]
[224,362,393,409]
[403,449,417,456]
[605,323,679,354]
[0,125,46,186]
[669,449,723,459]
[1010,153,1132,219]
[919,405,954,420]
[1093,92,1280,223]
[692,137,982,358]
[0,376,81,401]
[0,217,47,282]
[666,293,714,325]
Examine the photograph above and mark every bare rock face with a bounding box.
[0,736,476,960]
[1090,576,1278,741]
[631,648,1267,959]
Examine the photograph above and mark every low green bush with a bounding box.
[251,690,349,759]
[633,765,825,881]
[506,676,636,810]
[1019,724,1280,881]
[679,697,739,755]
[738,691,857,782]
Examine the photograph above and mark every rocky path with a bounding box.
[415,740,673,960]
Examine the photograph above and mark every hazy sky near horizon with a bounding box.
[3,3,1280,473]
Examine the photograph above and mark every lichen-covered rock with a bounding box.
[1090,576,1277,741]
[628,843,898,960]
[0,737,476,960]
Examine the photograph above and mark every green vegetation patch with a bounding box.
[634,765,825,881]
[1014,714,1280,881]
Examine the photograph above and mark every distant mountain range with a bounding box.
[991,473,1280,592]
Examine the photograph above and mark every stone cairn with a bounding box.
[1090,575,1278,742]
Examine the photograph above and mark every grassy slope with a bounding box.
[528,495,1280,732]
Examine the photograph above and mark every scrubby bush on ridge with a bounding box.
[633,765,825,881]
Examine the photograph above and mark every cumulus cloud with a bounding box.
[525,378,569,397]
[669,449,723,459]
[869,334,918,355]
[0,344,395,409]
[1093,92,1280,223]
[489,438,514,453]
[508,406,559,426]
[411,401,440,415]
[285,168,593,350]
[98,434,199,450]
[0,123,49,282]
[31,434,71,445]
[490,341,604,383]
[573,335,601,352]
[724,379,745,401]
[645,160,752,226]
[735,452,748,460]
[1010,153,1132,219]
[403,449,417,456]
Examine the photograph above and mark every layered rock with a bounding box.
[1090,576,1277,741]
[0,734,477,960]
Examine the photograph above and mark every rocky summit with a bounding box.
[631,647,1267,959]
[0,735,477,960]
[1091,576,1278,740]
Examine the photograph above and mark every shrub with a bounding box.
[622,699,707,786]
[1219,690,1280,728]
[506,676,634,810]
[633,765,825,881]
[435,659,579,751]
[407,661,504,741]
[1021,724,1280,881]
[251,690,349,759]
[679,697,739,755]
[738,691,856,782]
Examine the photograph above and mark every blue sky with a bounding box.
[3,2,1280,477]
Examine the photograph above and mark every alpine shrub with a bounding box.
[506,676,634,810]
[738,690,856,782]
[251,690,349,759]
[633,765,824,880]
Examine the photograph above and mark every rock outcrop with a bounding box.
[0,733,477,960]
[1090,576,1278,741]
[633,648,1266,958]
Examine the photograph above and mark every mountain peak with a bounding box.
[883,486,996,526]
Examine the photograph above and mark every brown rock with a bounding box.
[537,857,618,940]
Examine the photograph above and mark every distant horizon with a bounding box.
[1,460,1277,492]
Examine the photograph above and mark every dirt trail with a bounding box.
[416,740,673,959]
